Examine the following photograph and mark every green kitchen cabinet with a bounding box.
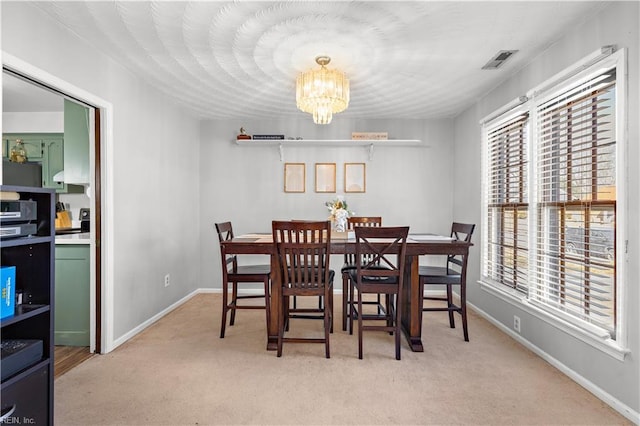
[55,244,90,346]
[42,138,65,190]
[63,100,90,184]
[2,133,82,193]
[3,133,50,161]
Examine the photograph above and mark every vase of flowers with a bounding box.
[325,197,353,233]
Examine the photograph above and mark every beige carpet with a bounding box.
[55,293,630,425]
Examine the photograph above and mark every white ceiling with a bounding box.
[5,1,607,120]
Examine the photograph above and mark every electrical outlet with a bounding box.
[164,274,170,287]
[513,315,521,333]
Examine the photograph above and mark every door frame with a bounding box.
[2,52,116,353]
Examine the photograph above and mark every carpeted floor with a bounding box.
[54,293,631,425]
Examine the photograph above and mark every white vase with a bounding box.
[333,212,348,232]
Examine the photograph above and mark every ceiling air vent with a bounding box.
[482,50,518,70]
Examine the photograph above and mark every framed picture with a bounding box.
[284,163,305,193]
[315,163,336,193]
[344,163,366,193]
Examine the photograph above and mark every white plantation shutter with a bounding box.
[532,69,616,335]
[483,111,529,293]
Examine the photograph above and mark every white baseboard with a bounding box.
[110,289,202,350]
[468,301,640,425]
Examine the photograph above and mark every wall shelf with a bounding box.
[234,139,425,161]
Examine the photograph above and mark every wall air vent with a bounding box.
[482,50,518,70]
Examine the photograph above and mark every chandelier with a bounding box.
[296,56,350,125]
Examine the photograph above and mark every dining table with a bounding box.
[220,231,473,352]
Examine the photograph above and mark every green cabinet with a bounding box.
[54,244,90,346]
[63,100,90,184]
[2,133,82,193]
[3,134,48,161]
[42,138,64,190]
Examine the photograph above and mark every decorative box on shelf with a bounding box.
[352,132,388,140]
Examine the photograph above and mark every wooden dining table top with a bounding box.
[222,232,472,256]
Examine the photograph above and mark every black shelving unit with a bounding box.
[1,185,55,425]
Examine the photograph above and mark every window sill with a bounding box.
[478,280,630,361]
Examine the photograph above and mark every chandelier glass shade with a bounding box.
[296,56,349,124]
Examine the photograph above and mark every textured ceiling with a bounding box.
[9,1,606,120]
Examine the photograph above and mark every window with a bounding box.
[533,69,616,335]
[481,48,625,346]
[484,111,530,293]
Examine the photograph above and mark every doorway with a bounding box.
[2,67,103,360]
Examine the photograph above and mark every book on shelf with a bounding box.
[252,134,285,140]
[1,266,16,319]
[0,191,20,201]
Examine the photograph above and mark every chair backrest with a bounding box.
[447,222,475,272]
[215,221,236,273]
[215,221,234,243]
[347,216,382,230]
[272,220,332,293]
[345,217,382,264]
[353,226,410,286]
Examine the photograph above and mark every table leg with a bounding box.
[400,255,424,352]
[267,254,280,350]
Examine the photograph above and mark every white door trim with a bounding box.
[2,51,116,353]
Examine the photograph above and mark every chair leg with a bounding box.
[342,272,349,331]
[263,278,271,333]
[395,291,402,361]
[461,285,469,342]
[349,279,355,335]
[324,292,331,359]
[329,287,334,334]
[386,294,393,335]
[230,281,238,326]
[446,284,455,328]
[284,296,290,332]
[277,294,285,357]
[220,282,229,338]
[357,290,364,360]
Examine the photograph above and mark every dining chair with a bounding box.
[215,221,271,339]
[349,226,409,360]
[341,216,384,331]
[272,220,334,358]
[419,222,475,341]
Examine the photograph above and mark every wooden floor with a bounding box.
[54,346,95,379]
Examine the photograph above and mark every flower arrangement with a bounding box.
[325,197,353,232]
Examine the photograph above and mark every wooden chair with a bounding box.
[348,226,409,360]
[341,216,384,331]
[272,220,334,358]
[215,222,270,338]
[419,222,475,341]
